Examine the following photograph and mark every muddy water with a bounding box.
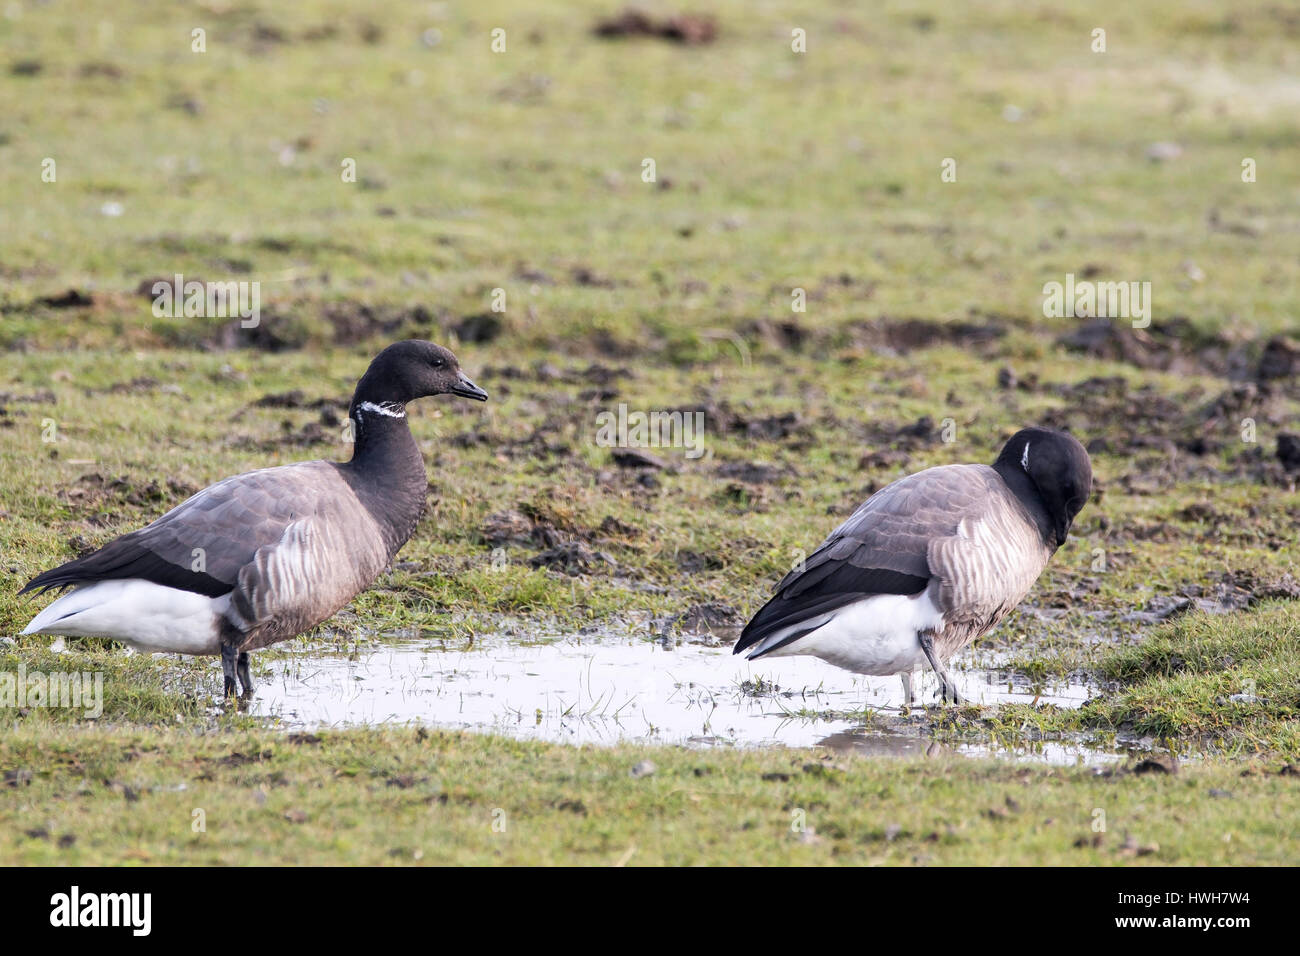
[252,623,1136,765]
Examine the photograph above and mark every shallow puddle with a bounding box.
[251,626,1137,765]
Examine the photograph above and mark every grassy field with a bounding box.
[2,0,1299,864]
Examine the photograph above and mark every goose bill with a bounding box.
[451,373,488,402]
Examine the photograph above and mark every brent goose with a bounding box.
[733,427,1091,705]
[20,340,487,697]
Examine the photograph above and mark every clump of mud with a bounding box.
[668,398,809,445]
[529,541,617,574]
[56,473,200,519]
[1116,570,1300,625]
[1058,319,1298,385]
[481,497,641,575]
[848,317,1008,356]
[593,9,717,45]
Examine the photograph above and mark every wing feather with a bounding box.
[21,461,351,597]
[735,464,1005,655]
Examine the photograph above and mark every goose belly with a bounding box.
[763,591,944,676]
[20,579,225,656]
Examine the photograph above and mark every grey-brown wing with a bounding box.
[225,504,391,651]
[21,461,348,598]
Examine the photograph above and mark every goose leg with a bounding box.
[900,671,914,708]
[918,630,962,705]
[220,642,238,698]
[236,652,254,698]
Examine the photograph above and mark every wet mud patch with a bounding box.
[221,390,350,451]
[163,299,506,354]
[665,399,811,446]
[714,461,793,485]
[1109,571,1300,625]
[483,360,632,387]
[667,316,1012,369]
[0,389,57,430]
[187,301,428,352]
[476,493,648,572]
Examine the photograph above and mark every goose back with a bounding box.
[736,463,1053,660]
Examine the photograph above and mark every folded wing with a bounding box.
[20,461,351,599]
[734,465,992,656]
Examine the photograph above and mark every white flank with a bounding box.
[21,579,226,655]
[748,588,945,676]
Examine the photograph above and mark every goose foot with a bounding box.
[900,671,914,709]
[236,651,254,699]
[937,681,963,706]
[220,643,238,698]
[917,630,962,706]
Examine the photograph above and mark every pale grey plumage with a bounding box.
[918,466,1053,659]
[736,427,1091,705]
[743,464,1051,661]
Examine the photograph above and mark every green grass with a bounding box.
[1067,602,1298,754]
[3,724,1297,865]
[2,0,1299,864]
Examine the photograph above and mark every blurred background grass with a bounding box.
[1,0,1297,350]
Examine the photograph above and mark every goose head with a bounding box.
[350,340,488,413]
[995,427,1092,548]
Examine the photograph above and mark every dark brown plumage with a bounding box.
[21,340,488,698]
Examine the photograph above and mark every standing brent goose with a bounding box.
[734,427,1091,705]
[20,340,487,697]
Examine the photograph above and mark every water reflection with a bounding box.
[249,627,1133,765]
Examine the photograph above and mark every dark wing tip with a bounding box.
[18,569,76,596]
[17,547,233,599]
[734,567,931,658]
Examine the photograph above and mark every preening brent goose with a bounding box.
[733,427,1091,704]
[20,340,488,697]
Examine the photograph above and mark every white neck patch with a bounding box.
[356,401,406,419]
[1021,442,1031,471]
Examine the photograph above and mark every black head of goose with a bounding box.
[20,340,487,698]
[733,427,1091,705]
